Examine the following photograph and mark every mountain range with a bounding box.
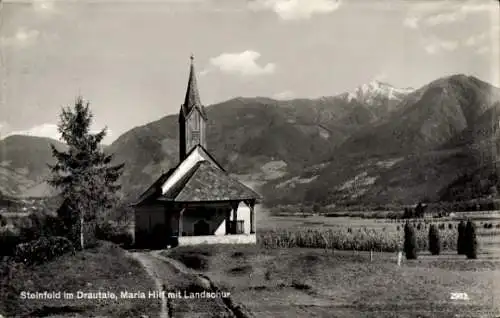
[1,74,500,209]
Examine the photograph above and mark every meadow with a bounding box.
[162,211,500,317]
[0,241,160,317]
[165,244,500,317]
[3,204,500,317]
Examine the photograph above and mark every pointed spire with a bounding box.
[183,54,201,114]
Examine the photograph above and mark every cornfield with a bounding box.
[258,227,457,252]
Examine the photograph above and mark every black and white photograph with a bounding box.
[0,0,499,317]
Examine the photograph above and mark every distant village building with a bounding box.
[132,55,260,248]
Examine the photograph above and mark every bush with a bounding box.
[13,236,75,266]
[0,229,22,256]
[457,221,466,255]
[18,214,43,242]
[464,220,478,259]
[95,221,133,249]
[18,214,65,243]
[404,222,417,260]
[428,224,441,255]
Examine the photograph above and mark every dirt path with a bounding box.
[151,251,254,318]
[131,250,252,318]
[129,252,170,318]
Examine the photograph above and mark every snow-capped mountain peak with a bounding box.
[344,80,414,104]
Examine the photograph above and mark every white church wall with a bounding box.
[234,203,251,234]
[213,202,252,235]
[179,234,256,246]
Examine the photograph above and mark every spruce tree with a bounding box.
[428,224,441,255]
[404,222,417,260]
[457,220,466,255]
[464,220,478,259]
[47,97,124,250]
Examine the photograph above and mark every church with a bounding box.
[132,55,261,248]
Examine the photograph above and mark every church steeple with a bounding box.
[179,54,208,162]
[181,54,202,116]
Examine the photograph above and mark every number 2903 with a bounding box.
[450,292,469,300]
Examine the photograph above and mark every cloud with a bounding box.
[0,28,40,48]
[403,17,420,29]
[273,90,295,100]
[373,72,388,82]
[464,31,489,47]
[248,0,341,20]
[199,69,210,77]
[475,45,489,55]
[208,51,276,76]
[425,11,462,26]
[463,26,499,54]
[473,41,500,56]
[32,0,56,12]
[5,123,61,140]
[404,0,495,28]
[3,123,113,142]
[423,36,458,54]
[0,121,10,138]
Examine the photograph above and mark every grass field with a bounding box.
[0,241,161,317]
[161,210,500,317]
[164,245,500,318]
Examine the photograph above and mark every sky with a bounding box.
[0,0,498,144]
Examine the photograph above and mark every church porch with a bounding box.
[164,199,256,247]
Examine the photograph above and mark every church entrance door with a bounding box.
[194,220,210,236]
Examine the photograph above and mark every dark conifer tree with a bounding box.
[457,220,466,255]
[428,224,441,255]
[404,222,417,260]
[464,220,478,259]
[47,97,124,249]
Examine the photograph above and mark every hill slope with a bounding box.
[0,135,66,197]
[3,74,500,208]
[262,75,500,207]
[108,95,397,200]
[335,75,500,157]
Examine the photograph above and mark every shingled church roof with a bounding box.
[131,145,260,207]
[159,160,260,203]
